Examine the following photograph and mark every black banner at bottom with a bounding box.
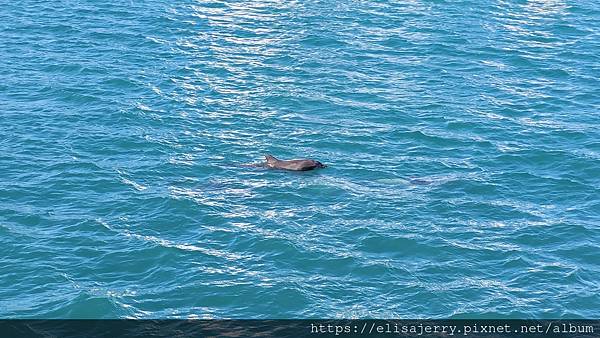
[1,320,599,338]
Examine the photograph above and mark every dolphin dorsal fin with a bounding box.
[265,154,278,164]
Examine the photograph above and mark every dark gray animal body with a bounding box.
[265,154,326,171]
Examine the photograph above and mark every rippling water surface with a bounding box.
[1,0,599,318]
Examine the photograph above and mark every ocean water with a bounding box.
[1,0,599,319]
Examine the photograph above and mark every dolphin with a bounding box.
[264,154,326,171]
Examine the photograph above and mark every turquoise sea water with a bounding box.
[1,0,599,319]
